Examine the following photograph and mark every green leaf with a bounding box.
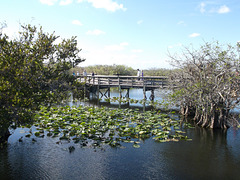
[133,144,140,148]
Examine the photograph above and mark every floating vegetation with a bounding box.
[102,97,159,106]
[23,105,192,149]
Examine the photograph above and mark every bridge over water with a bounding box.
[78,75,168,100]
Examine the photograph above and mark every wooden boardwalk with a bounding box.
[77,75,168,100]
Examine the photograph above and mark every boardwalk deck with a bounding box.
[77,75,168,100]
[78,75,168,88]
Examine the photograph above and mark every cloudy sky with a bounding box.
[1,0,239,69]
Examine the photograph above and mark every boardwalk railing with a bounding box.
[77,75,168,89]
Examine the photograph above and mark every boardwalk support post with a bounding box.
[126,88,129,98]
[84,84,86,100]
[150,89,155,101]
[143,79,146,100]
[118,77,122,99]
[80,75,168,101]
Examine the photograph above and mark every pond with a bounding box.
[1,89,240,180]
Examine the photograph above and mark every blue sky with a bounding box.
[1,0,240,69]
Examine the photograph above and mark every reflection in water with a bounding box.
[1,89,240,179]
[1,124,240,179]
[70,88,173,111]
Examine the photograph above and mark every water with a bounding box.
[1,127,240,179]
[1,89,240,180]
[73,88,173,110]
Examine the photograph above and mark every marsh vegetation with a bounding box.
[22,104,192,150]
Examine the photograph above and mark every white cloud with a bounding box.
[132,49,143,53]
[72,20,83,26]
[189,33,200,38]
[199,2,206,13]
[39,0,58,6]
[81,49,140,68]
[79,42,171,69]
[86,29,105,35]
[2,26,18,39]
[59,0,73,5]
[199,2,230,14]
[137,20,143,25]
[120,42,129,46]
[218,5,230,14]
[105,42,128,51]
[77,0,126,12]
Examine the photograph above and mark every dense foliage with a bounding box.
[72,65,172,76]
[143,68,176,76]
[168,41,240,129]
[21,105,191,150]
[72,64,135,76]
[0,24,85,143]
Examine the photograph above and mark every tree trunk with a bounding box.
[0,128,11,144]
[210,108,229,129]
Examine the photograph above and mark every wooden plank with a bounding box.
[77,75,168,89]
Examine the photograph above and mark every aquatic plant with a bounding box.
[23,105,192,149]
[101,96,167,108]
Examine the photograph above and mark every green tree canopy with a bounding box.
[73,65,172,76]
[0,24,85,142]
[76,64,136,76]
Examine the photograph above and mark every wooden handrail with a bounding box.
[76,75,168,88]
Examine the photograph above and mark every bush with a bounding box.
[168,41,240,129]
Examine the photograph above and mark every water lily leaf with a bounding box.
[25,134,31,138]
[175,130,185,134]
[139,131,146,135]
[60,136,70,140]
[133,144,140,148]
[35,132,40,136]
[123,128,130,132]
[158,139,168,143]
[29,104,191,149]
[47,132,52,136]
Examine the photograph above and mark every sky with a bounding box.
[1,0,240,69]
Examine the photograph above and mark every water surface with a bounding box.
[1,89,240,180]
[1,127,240,180]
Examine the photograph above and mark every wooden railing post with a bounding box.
[143,77,146,99]
[88,76,92,84]
[118,76,122,98]
[93,76,95,85]
[80,75,168,100]
[96,77,100,99]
